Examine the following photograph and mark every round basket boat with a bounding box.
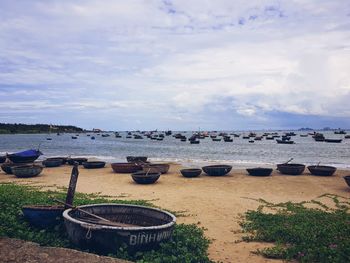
[42,158,63,167]
[47,157,68,165]
[131,171,161,184]
[180,168,202,178]
[202,165,232,176]
[0,155,6,164]
[1,163,21,174]
[111,163,142,173]
[11,164,43,178]
[246,168,273,176]
[83,161,106,169]
[142,163,170,174]
[63,204,176,253]
[277,163,305,175]
[22,205,64,228]
[67,158,88,165]
[344,176,350,187]
[307,165,337,176]
[126,156,148,163]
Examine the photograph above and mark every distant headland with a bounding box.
[0,123,83,134]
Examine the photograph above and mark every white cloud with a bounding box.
[0,0,349,129]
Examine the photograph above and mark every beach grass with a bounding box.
[239,194,350,262]
[0,183,212,263]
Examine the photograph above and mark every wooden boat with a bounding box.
[0,155,6,164]
[71,136,78,139]
[47,157,68,164]
[307,165,337,176]
[12,164,43,178]
[63,204,175,252]
[180,138,187,141]
[277,163,305,175]
[180,168,202,178]
[126,156,148,163]
[345,135,350,139]
[131,171,161,184]
[266,136,274,140]
[212,138,221,142]
[254,136,263,141]
[202,165,232,176]
[324,139,342,143]
[246,168,273,176]
[83,161,106,169]
[190,140,200,144]
[67,158,88,165]
[223,137,233,142]
[111,163,142,173]
[42,158,63,167]
[276,139,294,144]
[249,140,254,143]
[7,149,42,163]
[91,136,95,140]
[142,163,170,174]
[300,134,308,137]
[344,176,350,187]
[22,205,64,228]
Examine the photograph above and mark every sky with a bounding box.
[0,0,349,131]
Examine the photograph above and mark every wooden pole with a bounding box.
[65,162,79,209]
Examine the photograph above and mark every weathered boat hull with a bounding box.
[63,204,176,253]
[22,205,65,228]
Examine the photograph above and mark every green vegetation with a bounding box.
[0,183,212,263]
[240,194,350,262]
[0,123,83,134]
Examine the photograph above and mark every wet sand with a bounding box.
[1,163,349,263]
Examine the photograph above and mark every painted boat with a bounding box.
[12,164,43,178]
[202,165,232,176]
[1,163,21,174]
[307,165,336,176]
[180,168,202,178]
[22,205,65,228]
[246,168,273,176]
[142,163,170,174]
[111,163,142,173]
[7,149,42,163]
[277,163,305,175]
[63,204,176,253]
[131,171,161,184]
[83,161,106,169]
[42,158,63,167]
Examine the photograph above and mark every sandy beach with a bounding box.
[1,163,349,263]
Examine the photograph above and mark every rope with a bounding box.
[86,226,92,240]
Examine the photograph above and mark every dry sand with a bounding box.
[1,163,349,263]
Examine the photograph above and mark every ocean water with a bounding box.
[0,131,349,168]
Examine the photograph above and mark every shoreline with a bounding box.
[1,163,349,262]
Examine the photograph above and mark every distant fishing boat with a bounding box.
[276,139,294,144]
[71,136,77,139]
[324,139,342,143]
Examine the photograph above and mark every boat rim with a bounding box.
[63,203,176,231]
